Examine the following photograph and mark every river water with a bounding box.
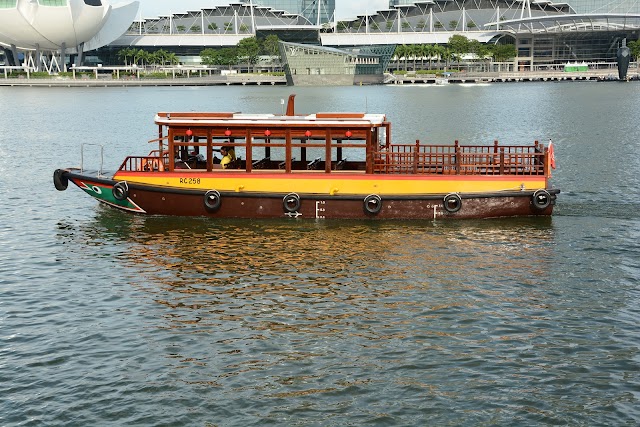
[1,82,639,426]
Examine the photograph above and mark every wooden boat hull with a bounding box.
[59,169,559,220]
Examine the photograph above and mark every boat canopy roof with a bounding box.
[154,111,388,128]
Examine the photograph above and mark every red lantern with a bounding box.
[305,130,312,137]
[264,129,271,137]
[345,130,353,138]
[224,129,232,137]
[185,129,193,137]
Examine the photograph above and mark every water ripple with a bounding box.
[2,84,640,426]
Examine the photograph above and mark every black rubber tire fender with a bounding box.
[283,193,301,213]
[363,194,383,215]
[204,190,222,212]
[53,169,68,191]
[532,189,552,210]
[112,181,129,201]
[443,193,462,213]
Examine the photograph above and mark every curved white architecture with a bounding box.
[0,0,139,53]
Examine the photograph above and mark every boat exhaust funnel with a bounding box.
[286,94,296,116]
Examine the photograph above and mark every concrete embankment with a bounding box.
[0,74,287,87]
[389,70,639,84]
[2,70,637,87]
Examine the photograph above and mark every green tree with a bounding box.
[240,24,249,33]
[386,20,393,30]
[394,44,411,71]
[628,40,640,60]
[449,20,458,30]
[261,35,281,70]
[448,34,470,64]
[409,44,421,70]
[208,22,218,32]
[237,37,260,71]
[224,22,233,32]
[434,21,443,29]
[176,25,186,33]
[418,44,434,69]
[432,44,446,67]
[491,44,517,62]
[200,47,239,69]
[149,49,177,67]
[117,47,137,66]
[191,25,201,33]
[200,48,218,66]
[133,49,150,67]
[262,34,280,56]
[148,50,162,68]
[166,52,179,66]
[218,47,238,69]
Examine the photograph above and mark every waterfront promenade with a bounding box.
[0,68,636,86]
[390,68,638,84]
[0,73,287,87]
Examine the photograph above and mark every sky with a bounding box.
[131,0,390,21]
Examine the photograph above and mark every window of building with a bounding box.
[0,0,17,8]
[38,0,68,6]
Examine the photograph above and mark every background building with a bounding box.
[564,0,640,14]
[253,0,335,25]
[0,0,139,71]
[4,0,640,77]
[279,41,395,85]
[389,0,415,7]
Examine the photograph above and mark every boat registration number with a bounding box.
[179,178,201,185]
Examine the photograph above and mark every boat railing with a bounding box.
[118,155,167,172]
[373,141,546,176]
[81,143,104,176]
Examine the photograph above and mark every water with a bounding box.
[1,82,639,426]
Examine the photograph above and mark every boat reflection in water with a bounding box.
[58,207,557,319]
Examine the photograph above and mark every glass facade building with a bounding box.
[252,0,335,24]
[388,0,640,14]
[564,0,640,14]
[388,0,416,7]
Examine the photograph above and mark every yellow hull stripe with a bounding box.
[114,172,548,195]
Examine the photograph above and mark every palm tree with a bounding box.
[166,52,179,66]
[394,45,411,71]
[432,45,447,69]
[420,44,434,69]
[409,44,421,70]
[117,47,137,66]
[134,49,150,68]
[393,45,404,70]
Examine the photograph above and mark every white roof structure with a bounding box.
[0,0,139,53]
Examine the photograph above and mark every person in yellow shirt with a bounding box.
[220,146,236,169]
